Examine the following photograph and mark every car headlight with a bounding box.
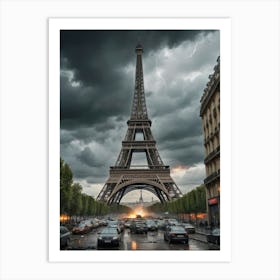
[98,237,102,240]
[113,236,118,240]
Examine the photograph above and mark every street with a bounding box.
[66,227,218,251]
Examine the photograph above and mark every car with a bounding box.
[72,221,92,235]
[130,221,148,234]
[167,219,179,226]
[146,220,158,231]
[181,223,196,234]
[206,228,220,245]
[107,220,122,233]
[101,219,108,226]
[155,219,166,230]
[60,226,71,249]
[97,227,121,248]
[164,226,189,244]
[90,218,100,228]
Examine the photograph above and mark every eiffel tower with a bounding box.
[97,44,182,204]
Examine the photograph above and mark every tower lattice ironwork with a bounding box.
[97,44,182,204]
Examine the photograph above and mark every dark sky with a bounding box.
[60,30,220,202]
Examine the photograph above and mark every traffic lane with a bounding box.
[67,227,211,250]
[124,229,210,250]
[69,226,126,250]
[69,228,98,250]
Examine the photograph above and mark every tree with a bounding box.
[69,183,83,219]
[81,194,89,218]
[60,158,73,214]
[146,185,207,221]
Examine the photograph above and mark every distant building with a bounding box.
[200,57,220,227]
[139,190,144,204]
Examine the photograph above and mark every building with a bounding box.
[200,57,220,227]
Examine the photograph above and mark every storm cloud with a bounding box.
[60,30,220,202]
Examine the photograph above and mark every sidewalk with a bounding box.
[189,228,220,249]
[189,232,208,243]
[189,227,210,243]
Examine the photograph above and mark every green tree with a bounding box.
[60,158,73,214]
[69,183,83,219]
[81,194,89,218]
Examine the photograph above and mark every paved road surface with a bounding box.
[66,227,218,250]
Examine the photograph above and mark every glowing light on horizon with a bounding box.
[125,206,148,219]
[60,214,70,222]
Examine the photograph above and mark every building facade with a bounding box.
[200,57,220,227]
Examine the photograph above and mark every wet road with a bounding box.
[67,227,215,250]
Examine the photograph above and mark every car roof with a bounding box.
[170,226,185,231]
[102,227,118,233]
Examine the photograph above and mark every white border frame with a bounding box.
[49,18,231,262]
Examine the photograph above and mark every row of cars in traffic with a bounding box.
[72,218,108,235]
[97,217,192,247]
[60,216,220,249]
[60,218,112,249]
[124,218,196,234]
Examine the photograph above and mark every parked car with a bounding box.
[181,223,196,234]
[164,226,189,244]
[146,220,158,231]
[60,226,71,249]
[72,220,92,235]
[206,228,220,245]
[97,227,121,248]
[90,218,100,228]
[130,221,148,234]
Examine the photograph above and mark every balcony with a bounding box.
[204,169,220,185]
[204,146,220,164]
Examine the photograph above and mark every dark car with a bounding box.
[156,219,166,230]
[163,218,179,230]
[164,226,189,244]
[206,228,220,245]
[97,227,120,248]
[181,223,196,234]
[130,221,148,234]
[146,220,158,231]
[60,226,71,249]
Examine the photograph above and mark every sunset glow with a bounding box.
[171,165,188,177]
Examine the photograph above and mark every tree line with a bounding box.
[146,185,206,218]
[60,158,130,218]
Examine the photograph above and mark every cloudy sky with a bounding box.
[60,30,220,202]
